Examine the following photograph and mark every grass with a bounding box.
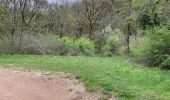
[0,54,170,100]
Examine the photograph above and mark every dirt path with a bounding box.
[0,68,101,100]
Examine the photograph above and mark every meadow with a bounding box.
[0,55,169,100]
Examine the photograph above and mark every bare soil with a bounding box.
[0,68,101,100]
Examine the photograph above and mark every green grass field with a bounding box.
[0,55,169,100]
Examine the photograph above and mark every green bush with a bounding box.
[58,37,75,48]
[144,27,170,69]
[102,36,119,56]
[57,36,80,55]
[75,37,95,56]
[161,55,170,69]
[166,21,170,30]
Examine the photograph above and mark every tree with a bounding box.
[0,6,6,40]
[18,0,40,52]
[83,0,107,39]
[121,0,137,54]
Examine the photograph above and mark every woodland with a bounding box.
[0,0,170,99]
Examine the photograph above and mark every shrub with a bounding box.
[102,36,119,56]
[0,39,4,53]
[161,55,170,69]
[21,34,59,55]
[57,36,75,50]
[5,34,95,56]
[95,25,114,54]
[57,36,80,56]
[143,27,170,69]
[130,35,148,57]
[20,34,79,55]
[75,37,95,56]
[166,21,170,30]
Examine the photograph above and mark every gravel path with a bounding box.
[0,69,101,100]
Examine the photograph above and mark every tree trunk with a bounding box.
[18,26,23,53]
[89,24,93,40]
[89,29,92,40]
[18,14,24,53]
[10,28,15,54]
[126,24,130,54]
[10,0,16,54]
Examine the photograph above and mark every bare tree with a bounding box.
[10,0,18,53]
[83,0,107,39]
[18,0,40,52]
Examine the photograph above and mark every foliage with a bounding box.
[18,35,79,55]
[58,36,75,48]
[75,37,95,56]
[0,55,170,100]
[102,35,119,56]
[132,0,145,10]
[0,35,95,56]
[98,28,125,56]
[138,0,169,29]
[57,36,80,56]
[56,36,95,56]
[138,13,160,29]
[96,25,116,53]
[20,34,58,55]
[130,35,148,57]
[0,6,6,34]
[121,18,137,54]
[167,21,170,30]
[144,27,170,69]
